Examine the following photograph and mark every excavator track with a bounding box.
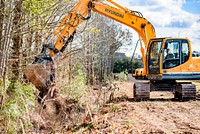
[175,83,196,100]
[133,81,196,100]
[133,81,150,100]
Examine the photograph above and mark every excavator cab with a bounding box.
[147,38,192,80]
[133,38,197,100]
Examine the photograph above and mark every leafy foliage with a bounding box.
[118,72,128,81]
[113,57,143,73]
[24,0,59,15]
[112,104,120,112]
[63,63,87,101]
[0,82,37,133]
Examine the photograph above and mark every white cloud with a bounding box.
[112,0,200,54]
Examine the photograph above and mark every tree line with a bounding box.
[113,56,143,73]
[0,1,133,132]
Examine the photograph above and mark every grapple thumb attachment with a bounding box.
[24,64,51,91]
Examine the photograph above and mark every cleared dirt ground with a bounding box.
[93,77,200,134]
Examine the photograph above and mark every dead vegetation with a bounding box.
[29,81,119,133]
[29,77,200,133]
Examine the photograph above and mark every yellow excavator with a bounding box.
[24,0,200,100]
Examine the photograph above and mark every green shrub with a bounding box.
[0,81,36,133]
[63,65,87,101]
[111,104,120,112]
[70,74,87,100]
[118,72,128,81]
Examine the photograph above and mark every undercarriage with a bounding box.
[133,80,196,100]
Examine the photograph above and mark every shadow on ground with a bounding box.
[107,95,199,104]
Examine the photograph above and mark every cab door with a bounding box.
[148,40,162,74]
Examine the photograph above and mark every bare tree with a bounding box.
[0,0,5,78]
[9,0,24,83]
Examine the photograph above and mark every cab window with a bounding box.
[163,39,189,69]
[149,41,162,74]
[181,41,189,63]
[163,40,180,69]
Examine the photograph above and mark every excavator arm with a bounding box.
[24,0,156,94]
[50,0,93,56]
[51,0,156,67]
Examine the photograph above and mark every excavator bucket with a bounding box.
[24,64,51,91]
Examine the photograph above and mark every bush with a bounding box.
[69,74,87,101]
[113,57,143,73]
[63,65,87,101]
[118,72,128,81]
[0,81,37,133]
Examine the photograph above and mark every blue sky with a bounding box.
[114,0,200,56]
[183,0,200,14]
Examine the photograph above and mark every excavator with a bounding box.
[24,0,200,100]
